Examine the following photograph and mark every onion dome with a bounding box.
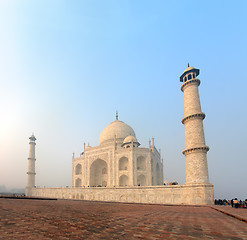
[99,120,136,145]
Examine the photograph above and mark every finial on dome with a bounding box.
[188,63,190,67]
[116,111,118,120]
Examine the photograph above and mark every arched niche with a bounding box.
[90,159,108,187]
[75,178,81,187]
[137,156,146,170]
[75,164,82,175]
[119,175,129,186]
[119,157,128,171]
[137,174,146,186]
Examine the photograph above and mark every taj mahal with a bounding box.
[26,66,214,205]
[73,114,163,189]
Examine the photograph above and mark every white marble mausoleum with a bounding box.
[73,117,164,189]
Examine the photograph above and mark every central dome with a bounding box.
[99,120,136,145]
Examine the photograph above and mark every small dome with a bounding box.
[121,135,140,148]
[183,66,195,73]
[99,120,136,145]
[123,135,138,144]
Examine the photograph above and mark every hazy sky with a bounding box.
[0,1,246,200]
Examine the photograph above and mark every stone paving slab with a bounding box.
[0,199,247,239]
[211,206,247,223]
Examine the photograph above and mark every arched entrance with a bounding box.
[137,156,146,170]
[119,175,129,186]
[75,164,82,175]
[137,174,146,186]
[75,178,81,187]
[119,157,128,170]
[90,159,108,187]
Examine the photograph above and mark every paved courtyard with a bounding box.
[0,198,246,239]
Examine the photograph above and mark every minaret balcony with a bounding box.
[182,113,205,124]
[182,146,209,155]
[181,79,200,92]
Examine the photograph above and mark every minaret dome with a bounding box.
[180,66,200,83]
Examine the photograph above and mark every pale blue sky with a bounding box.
[0,0,246,199]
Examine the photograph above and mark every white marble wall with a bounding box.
[29,184,214,205]
[72,142,163,188]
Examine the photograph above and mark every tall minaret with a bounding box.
[26,134,36,196]
[180,65,209,184]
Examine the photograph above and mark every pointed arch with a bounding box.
[119,175,129,186]
[75,178,81,187]
[137,156,146,170]
[137,174,146,186]
[75,164,82,175]
[90,159,108,187]
[119,157,128,170]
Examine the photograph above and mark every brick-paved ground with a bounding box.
[0,199,247,240]
[211,206,247,223]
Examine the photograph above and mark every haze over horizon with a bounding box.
[0,1,247,200]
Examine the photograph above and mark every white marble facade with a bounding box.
[72,119,164,188]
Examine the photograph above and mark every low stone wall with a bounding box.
[26,184,214,205]
[28,184,214,205]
